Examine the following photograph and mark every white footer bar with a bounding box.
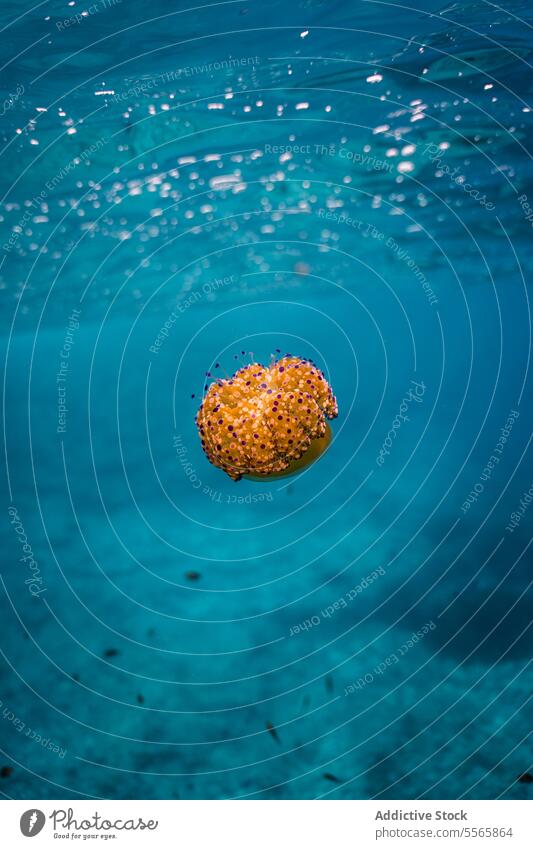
[1,799,531,848]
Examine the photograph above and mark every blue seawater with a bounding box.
[0,0,532,800]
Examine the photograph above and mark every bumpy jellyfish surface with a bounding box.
[196,356,338,481]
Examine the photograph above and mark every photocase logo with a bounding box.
[20,809,46,837]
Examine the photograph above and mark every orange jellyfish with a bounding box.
[196,355,338,481]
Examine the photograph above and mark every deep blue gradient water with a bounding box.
[0,0,532,800]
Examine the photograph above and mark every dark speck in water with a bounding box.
[266,722,280,743]
[323,772,343,783]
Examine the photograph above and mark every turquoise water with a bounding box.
[1,0,532,800]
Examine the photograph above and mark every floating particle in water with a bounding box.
[518,772,533,784]
[137,694,145,704]
[266,721,281,743]
[103,648,119,658]
[196,355,338,481]
[0,766,13,778]
[323,772,344,783]
[185,571,201,581]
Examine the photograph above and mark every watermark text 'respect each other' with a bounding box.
[1,698,66,759]
[344,620,436,695]
[289,566,385,636]
[461,409,519,514]
[149,275,236,355]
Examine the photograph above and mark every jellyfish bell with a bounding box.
[244,422,333,481]
[196,355,338,481]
